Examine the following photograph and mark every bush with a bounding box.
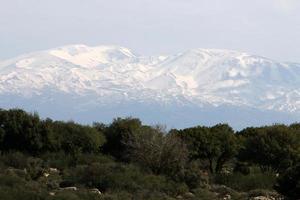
[26,157,44,180]
[233,162,250,175]
[0,173,48,200]
[0,187,46,200]
[64,161,188,197]
[41,152,75,169]
[0,173,26,187]
[182,161,209,189]
[214,172,276,191]
[1,151,28,169]
[76,153,114,166]
[192,188,218,200]
[275,164,300,199]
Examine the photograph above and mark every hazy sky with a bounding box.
[1,0,300,62]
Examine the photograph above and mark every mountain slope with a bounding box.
[0,45,300,129]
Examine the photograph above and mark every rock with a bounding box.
[49,168,59,173]
[251,196,274,200]
[223,194,231,200]
[89,188,102,195]
[60,187,77,191]
[184,192,195,198]
[49,192,55,196]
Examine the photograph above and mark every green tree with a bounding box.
[238,125,300,172]
[0,109,45,153]
[126,126,188,179]
[102,117,142,161]
[49,121,105,154]
[178,124,238,174]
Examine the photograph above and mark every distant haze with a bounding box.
[0,0,300,62]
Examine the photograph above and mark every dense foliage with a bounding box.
[237,125,300,173]
[0,109,105,155]
[175,124,238,174]
[0,108,299,200]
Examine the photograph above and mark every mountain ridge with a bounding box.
[1,44,300,129]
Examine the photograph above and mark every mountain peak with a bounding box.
[0,44,300,128]
[48,44,137,68]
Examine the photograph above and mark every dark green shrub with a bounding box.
[0,187,45,200]
[65,161,188,197]
[233,162,250,175]
[0,173,48,200]
[41,152,75,169]
[102,117,142,161]
[59,180,76,188]
[76,153,114,165]
[26,157,44,180]
[1,151,28,169]
[192,188,217,200]
[214,172,276,191]
[275,164,300,199]
[0,173,26,187]
[183,161,209,189]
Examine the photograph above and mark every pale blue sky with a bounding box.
[0,0,300,62]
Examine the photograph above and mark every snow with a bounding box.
[49,45,137,68]
[1,44,300,116]
[16,58,35,69]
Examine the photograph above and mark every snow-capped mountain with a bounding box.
[1,44,300,129]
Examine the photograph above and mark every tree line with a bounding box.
[0,108,299,199]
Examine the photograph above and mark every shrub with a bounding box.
[183,161,210,189]
[65,161,188,197]
[233,162,250,175]
[274,164,300,199]
[1,151,28,169]
[41,152,75,169]
[192,188,217,200]
[26,157,44,180]
[214,172,276,191]
[0,173,26,187]
[76,153,114,166]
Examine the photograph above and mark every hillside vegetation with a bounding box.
[0,108,299,200]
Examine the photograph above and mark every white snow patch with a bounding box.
[16,58,35,69]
